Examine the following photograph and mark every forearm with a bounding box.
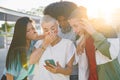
[29,48,45,64]
[6,73,13,80]
[57,55,74,75]
[57,67,72,75]
[92,32,111,59]
[37,35,45,40]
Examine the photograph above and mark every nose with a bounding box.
[47,30,54,35]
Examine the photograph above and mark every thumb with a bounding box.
[56,62,61,67]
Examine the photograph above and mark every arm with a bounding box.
[30,32,57,64]
[36,34,45,40]
[44,55,75,75]
[80,19,111,59]
[57,55,74,75]
[92,32,111,59]
[29,42,47,64]
[6,73,13,80]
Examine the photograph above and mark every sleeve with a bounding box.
[34,40,43,49]
[107,38,119,59]
[96,38,119,64]
[66,41,76,64]
[6,63,20,77]
[92,32,111,59]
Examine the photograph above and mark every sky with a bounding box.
[0,0,86,11]
[0,0,60,10]
[0,0,120,25]
[0,0,120,10]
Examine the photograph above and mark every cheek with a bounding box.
[54,29,58,34]
[26,33,31,39]
[26,32,37,40]
[44,32,49,36]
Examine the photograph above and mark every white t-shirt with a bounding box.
[33,39,76,80]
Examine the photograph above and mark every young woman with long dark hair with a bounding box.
[5,17,39,80]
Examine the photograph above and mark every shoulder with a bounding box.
[61,38,74,46]
[34,40,43,48]
[62,38,73,43]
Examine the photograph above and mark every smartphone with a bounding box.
[45,59,56,66]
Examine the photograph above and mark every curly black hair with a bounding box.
[43,1,77,20]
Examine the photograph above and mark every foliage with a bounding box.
[0,22,14,32]
[18,6,44,16]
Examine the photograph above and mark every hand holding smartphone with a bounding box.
[45,59,56,66]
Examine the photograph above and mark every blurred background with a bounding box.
[0,0,120,79]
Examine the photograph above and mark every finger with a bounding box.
[76,45,84,55]
[44,65,57,73]
[48,33,56,41]
[80,19,92,28]
[47,63,56,68]
[56,62,61,67]
[44,65,51,70]
[49,64,55,68]
[77,48,82,55]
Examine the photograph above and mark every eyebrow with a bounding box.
[51,25,55,28]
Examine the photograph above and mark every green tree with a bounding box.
[0,22,14,32]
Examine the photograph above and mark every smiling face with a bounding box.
[68,18,85,36]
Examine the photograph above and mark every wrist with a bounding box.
[56,67,63,74]
[41,46,46,51]
[39,44,46,51]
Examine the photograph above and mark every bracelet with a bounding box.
[39,45,46,51]
[41,46,46,51]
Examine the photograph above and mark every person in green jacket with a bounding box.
[68,6,120,80]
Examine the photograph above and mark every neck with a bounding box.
[51,36,61,46]
[61,26,71,33]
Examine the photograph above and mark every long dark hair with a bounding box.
[6,17,33,71]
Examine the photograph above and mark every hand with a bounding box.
[79,19,96,35]
[42,32,56,47]
[38,34,45,40]
[76,36,86,55]
[44,62,62,73]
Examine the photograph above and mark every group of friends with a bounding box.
[1,1,120,80]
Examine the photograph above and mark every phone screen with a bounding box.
[45,59,56,66]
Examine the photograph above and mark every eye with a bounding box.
[73,24,78,28]
[32,27,35,30]
[51,27,55,30]
[44,30,48,32]
[51,25,56,30]
[43,28,49,32]
[27,29,30,32]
